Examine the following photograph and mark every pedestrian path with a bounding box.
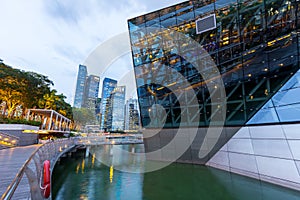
[0,145,41,199]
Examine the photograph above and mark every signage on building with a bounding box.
[196,14,216,34]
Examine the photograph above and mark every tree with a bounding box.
[38,89,60,110]
[22,72,53,109]
[0,64,26,117]
[72,108,97,128]
[0,63,73,121]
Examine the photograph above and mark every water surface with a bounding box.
[52,144,300,200]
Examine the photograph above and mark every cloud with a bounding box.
[0,0,184,104]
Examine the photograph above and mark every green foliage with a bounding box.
[0,62,73,121]
[0,117,41,126]
[72,107,97,127]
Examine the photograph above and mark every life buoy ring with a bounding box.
[40,160,51,198]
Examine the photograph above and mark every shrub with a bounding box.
[0,117,41,126]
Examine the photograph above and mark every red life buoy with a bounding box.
[40,160,51,198]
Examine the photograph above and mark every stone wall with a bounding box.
[206,124,300,191]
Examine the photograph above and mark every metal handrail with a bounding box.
[0,136,142,199]
[1,145,41,200]
[0,138,76,200]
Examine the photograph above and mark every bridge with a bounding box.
[0,135,143,200]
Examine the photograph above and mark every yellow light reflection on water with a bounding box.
[79,194,88,200]
[92,153,95,168]
[76,163,80,174]
[109,165,114,183]
[81,159,85,174]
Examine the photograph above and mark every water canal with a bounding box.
[52,144,300,200]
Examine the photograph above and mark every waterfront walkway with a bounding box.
[0,135,143,199]
[0,145,41,199]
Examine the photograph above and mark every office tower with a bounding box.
[95,98,101,122]
[73,64,87,108]
[100,78,117,131]
[124,98,140,131]
[110,86,126,131]
[83,75,100,110]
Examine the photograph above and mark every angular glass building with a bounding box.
[74,64,87,108]
[129,0,299,128]
[128,0,300,190]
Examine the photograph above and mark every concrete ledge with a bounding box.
[208,162,300,191]
[0,124,39,131]
[0,124,39,146]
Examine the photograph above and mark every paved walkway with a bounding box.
[0,145,41,199]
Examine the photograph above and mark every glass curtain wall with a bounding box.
[128,0,300,128]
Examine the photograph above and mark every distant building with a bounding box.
[74,64,87,108]
[100,78,117,131]
[110,86,126,131]
[95,98,101,122]
[83,75,100,110]
[124,98,140,131]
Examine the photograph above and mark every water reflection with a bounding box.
[52,145,300,200]
[88,144,146,173]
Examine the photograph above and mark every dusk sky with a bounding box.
[0,0,184,104]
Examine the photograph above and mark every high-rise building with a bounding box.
[110,86,126,131]
[95,98,101,122]
[128,0,300,190]
[124,98,140,131]
[74,64,87,108]
[100,78,117,131]
[83,75,100,110]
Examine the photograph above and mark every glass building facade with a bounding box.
[110,86,126,131]
[83,75,100,110]
[124,98,140,131]
[74,64,87,108]
[128,0,300,128]
[248,69,300,124]
[100,78,118,131]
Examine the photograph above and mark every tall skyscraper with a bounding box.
[100,78,117,131]
[124,98,140,131]
[110,86,126,131]
[83,75,100,110]
[74,64,87,108]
